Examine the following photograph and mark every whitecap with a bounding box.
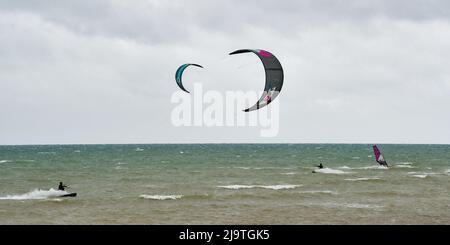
[298,190,337,195]
[313,168,352,174]
[217,184,301,190]
[322,203,384,209]
[218,185,255,190]
[259,185,301,190]
[396,162,413,165]
[410,174,427,179]
[344,177,381,181]
[280,172,296,175]
[0,160,12,163]
[139,195,182,200]
[355,165,389,170]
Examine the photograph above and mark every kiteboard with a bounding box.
[59,193,77,197]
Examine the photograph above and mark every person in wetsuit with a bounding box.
[58,182,68,191]
[317,163,324,169]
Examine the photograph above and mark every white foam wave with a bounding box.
[280,172,296,175]
[344,177,381,181]
[260,185,301,190]
[218,184,301,190]
[410,174,428,179]
[395,165,414,168]
[233,167,294,170]
[446,169,450,174]
[313,168,351,174]
[139,195,182,200]
[342,203,384,209]
[323,203,384,209]
[359,165,389,170]
[0,160,12,163]
[408,172,440,179]
[0,189,69,200]
[339,165,387,170]
[135,148,144,151]
[114,166,127,170]
[352,156,360,159]
[116,162,128,165]
[298,190,338,195]
[396,162,413,165]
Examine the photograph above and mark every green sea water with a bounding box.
[0,144,449,224]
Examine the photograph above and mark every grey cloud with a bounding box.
[2,0,450,44]
[1,1,450,144]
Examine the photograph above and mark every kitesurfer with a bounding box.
[58,182,67,191]
[317,163,324,169]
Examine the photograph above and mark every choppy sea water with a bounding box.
[0,144,449,224]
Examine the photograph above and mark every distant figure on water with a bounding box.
[372,145,389,167]
[58,182,67,191]
[312,163,324,173]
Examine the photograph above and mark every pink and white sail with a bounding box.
[372,145,388,167]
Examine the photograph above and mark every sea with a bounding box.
[0,144,449,224]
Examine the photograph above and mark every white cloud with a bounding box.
[0,1,449,144]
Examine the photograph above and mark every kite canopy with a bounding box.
[175,63,203,93]
[229,49,284,112]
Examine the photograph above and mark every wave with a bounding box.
[114,166,128,170]
[408,172,440,179]
[298,190,338,195]
[344,177,382,181]
[0,189,69,200]
[340,203,384,209]
[139,195,182,200]
[410,174,428,179]
[0,160,12,163]
[280,172,296,175]
[396,162,413,165]
[135,148,144,152]
[408,172,440,175]
[340,165,388,170]
[394,165,414,168]
[313,168,352,174]
[338,165,387,170]
[218,184,301,190]
[322,202,384,209]
[446,169,450,175]
[233,167,294,170]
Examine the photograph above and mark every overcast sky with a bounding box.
[1,0,450,145]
